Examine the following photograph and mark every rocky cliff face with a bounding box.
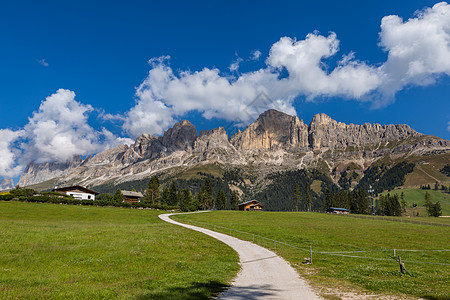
[18,156,84,187]
[308,113,420,150]
[0,178,14,191]
[230,109,309,151]
[18,110,450,189]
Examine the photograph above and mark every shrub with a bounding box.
[0,194,13,201]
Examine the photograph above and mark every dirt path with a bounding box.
[159,213,320,299]
[416,165,441,183]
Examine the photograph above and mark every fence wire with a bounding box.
[184,220,450,267]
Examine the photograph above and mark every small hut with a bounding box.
[326,207,350,214]
[237,200,264,211]
[122,190,144,203]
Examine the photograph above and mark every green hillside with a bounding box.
[175,211,450,299]
[380,188,450,216]
[0,202,238,299]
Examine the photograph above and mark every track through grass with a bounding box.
[174,211,450,299]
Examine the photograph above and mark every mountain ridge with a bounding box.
[17,110,450,190]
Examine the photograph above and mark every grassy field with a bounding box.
[174,211,450,299]
[0,202,239,299]
[381,188,450,216]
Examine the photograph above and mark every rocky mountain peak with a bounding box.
[194,127,232,153]
[230,109,309,151]
[18,155,84,187]
[162,120,197,151]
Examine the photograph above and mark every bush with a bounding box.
[0,194,14,201]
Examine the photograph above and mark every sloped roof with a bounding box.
[121,190,144,198]
[52,185,99,195]
[237,200,264,207]
[328,207,350,212]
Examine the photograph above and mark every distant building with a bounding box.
[326,207,350,214]
[52,185,99,200]
[237,200,264,211]
[122,190,144,203]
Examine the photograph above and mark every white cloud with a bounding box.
[123,2,450,137]
[379,2,450,98]
[2,2,450,177]
[0,89,129,177]
[0,129,24,177]
[37,59,49,67]
[122,33,380,137]
[250,50,262,61]
[229,57,243,73]
[447,121,450,132]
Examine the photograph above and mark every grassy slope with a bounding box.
[174,211,450,299]
[381,188,450,216]
[0,202,239,299]
[404,152,450,187]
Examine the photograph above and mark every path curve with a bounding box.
[159,212,320,299]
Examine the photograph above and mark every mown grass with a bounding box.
[0,202,239,299]
[381,188,450,216]
[174,211,450,299]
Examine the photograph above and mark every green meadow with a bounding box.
[174,211,450,299]
[0,202,239,299]
[380,188,450,216]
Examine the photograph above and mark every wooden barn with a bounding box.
[237,200,264,211]
[122,190,144,203]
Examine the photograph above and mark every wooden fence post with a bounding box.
[398,256,406,274]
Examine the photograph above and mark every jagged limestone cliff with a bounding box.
[18,110,450,189]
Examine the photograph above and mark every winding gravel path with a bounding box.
[159,213,320,299]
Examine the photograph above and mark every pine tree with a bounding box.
[180,188,193,211]
[432,201,442,217]
[292,183,301,212]
[168,181,178,206]
[216,188,226,210]
[305,185,312,212]
[425,190,432,215]
[145,176,160,204]
[230,190,240,210]
[324,188,334,210]
[191,193,202,211]
[113,189,124,204]
[200,178,214,209]
[161,186,169,205]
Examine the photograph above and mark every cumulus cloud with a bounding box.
[37,59,49,67]
[122,2,450,137]
[0,89,131,178]
[378,1,450,103]
[3,2,450,177]
[229,57,243,73]
[250,50,262,61]
[122,32,380,137]
[0,129,24,177]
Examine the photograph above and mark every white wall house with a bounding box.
[52,185,99,200]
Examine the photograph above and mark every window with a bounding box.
[88,195,91,200]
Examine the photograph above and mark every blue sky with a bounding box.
[0,0,449,181]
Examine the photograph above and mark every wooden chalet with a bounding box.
[237,200,264,211]
[326,207,350,214]
[122,190,144,203]
[52,185,99,200]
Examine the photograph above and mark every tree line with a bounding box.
[142,176,240,211]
